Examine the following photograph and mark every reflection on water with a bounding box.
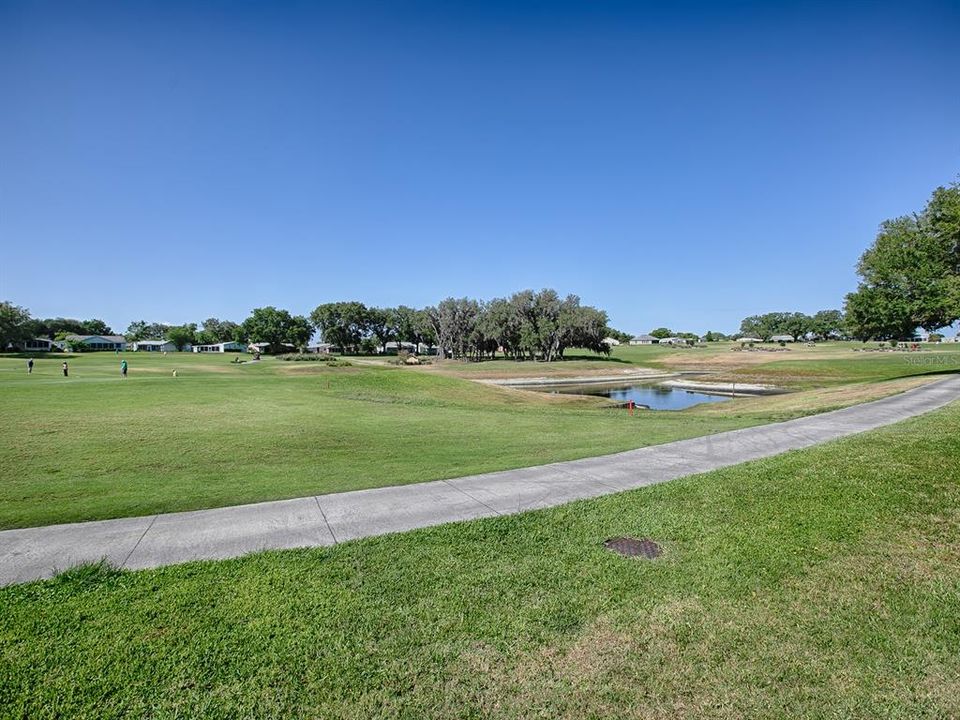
[536,382,731,411]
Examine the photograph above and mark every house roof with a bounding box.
[634,334,656,341]
[135,339,171,345]
[66,334,127,343]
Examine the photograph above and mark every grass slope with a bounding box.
[2,402,959,718]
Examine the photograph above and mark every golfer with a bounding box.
[62,361,69,377]
[121,359,128,378]
[27,358,34,374]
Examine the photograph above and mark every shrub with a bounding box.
[276,353,351,366]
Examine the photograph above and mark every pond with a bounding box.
[532,382,732,411]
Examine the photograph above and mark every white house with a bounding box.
[131,339,178,352]
[17,337,54,351]
[769,334,795,343]
[193,341,246,353]
[737,337,763,344]
[65,334,127,351]
[629,334,658,345]
[602,337,621,347]
[659,337,688,346]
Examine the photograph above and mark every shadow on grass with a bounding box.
[1,352,80,360]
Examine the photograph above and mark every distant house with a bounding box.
[659,337,688,346]
[629,335,658,345]
[193,341,246,353]
[17,337,54,352]
[769,334,795,343]
[65,334,127,351]
[307,343,336,354]
[737,337,763,344]
[248,342,296,354]
[381,341,418,353]
[131,339,178,352]
[602,337,621,346]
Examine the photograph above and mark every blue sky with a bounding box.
[2,0,958,336]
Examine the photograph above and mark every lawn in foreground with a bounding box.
[2,402,958,718]
[0,352,760,529]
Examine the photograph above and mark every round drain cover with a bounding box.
[604,537,661,559]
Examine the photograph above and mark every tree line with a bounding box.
[1,289,618,361]
[312,289,613,361]
[737,309,847,342]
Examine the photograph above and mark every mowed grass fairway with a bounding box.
[2,400,959,718]
[2,346,957,529]
[0,352,763,529]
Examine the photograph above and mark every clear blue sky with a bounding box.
[2,0,958,336]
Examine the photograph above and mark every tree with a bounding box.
[0,301,33,349]
[242,307,312,353]
[310,302,368,353]
[125,321,149,341]
[126,321,172,341]
[809,310,846,341]
[366,307,399,353]
[198,318,240,344]
[649,327,673,339]
[845,181,960,339]
[166,324,197,351]
[80,319,112,335]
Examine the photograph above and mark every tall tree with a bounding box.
[845,182,960,339]
[0,301,33,349]
[310,302,368,353]
[242,307,311,353]
[809,310,846,341]
[366,307,399,353]
[166,324,197,351]
[199,318,241,344]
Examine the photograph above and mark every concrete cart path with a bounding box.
[2,375,958,586]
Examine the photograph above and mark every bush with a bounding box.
[276,353,351,366]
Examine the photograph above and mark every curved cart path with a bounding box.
[2,375,958,586]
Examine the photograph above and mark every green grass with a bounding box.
[3,400,958,718]
[0,352,762,529]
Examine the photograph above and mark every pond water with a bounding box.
[533,382,732,411]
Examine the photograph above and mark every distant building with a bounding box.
[602,337,620,346]
[65,334,127,351]
[16,338,54,352]
[307,343,335,354]
[193,341,246,353]
[737,337,763,344]
[248,342,296,354]
[659,337,688,346]
[629,335,658,345]
[769,335,795,343]
[131,339,179,352]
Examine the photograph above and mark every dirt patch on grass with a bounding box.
[692,376,938,417]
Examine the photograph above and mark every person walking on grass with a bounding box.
[62,361,68,377]
[27,358,34,374]
[120,359,128,379]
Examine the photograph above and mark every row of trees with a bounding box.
[125,310,312,352]
[0,305,116,349]
[737,309,846,342]
[312,290,614,361]
[844,182,959,340]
